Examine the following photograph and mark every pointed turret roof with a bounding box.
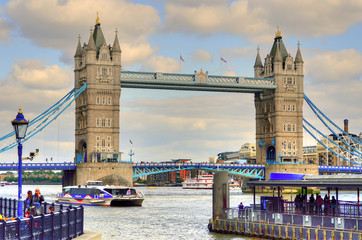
[112,30,121,53]
[273,42,282,63]
[75,34,82,57]
[270,27,288,62]
[254,46,263,68]
[87,30,96,51]
[295,41,303,63]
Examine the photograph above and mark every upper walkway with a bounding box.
[120,71,277,93]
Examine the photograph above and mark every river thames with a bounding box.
[1,184,356,239]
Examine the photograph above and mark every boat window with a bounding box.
[70,188,99,195]
[86,181,104,186]
[63,188,71,194]
[104,188,136,195]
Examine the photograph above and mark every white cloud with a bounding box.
[305,49,362,83]
[191,49,212,62]
[163,0,362,43]
[8,59,73,90]
[0,59,73,113]
[143,56,179,73]
[5,0,161,63]
[304,49,362,135]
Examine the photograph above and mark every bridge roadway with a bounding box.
[0,163,361,178]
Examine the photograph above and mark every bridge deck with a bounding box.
[120,71,277,93]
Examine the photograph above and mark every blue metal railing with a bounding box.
[0,197,83,239]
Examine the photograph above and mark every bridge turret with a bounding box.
[112,31,122,65]
[273,42,283,74]
[295,42,304,75]
[74,36,82,68]
[86,31,96,64]
[254,46,263,78]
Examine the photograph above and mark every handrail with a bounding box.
[0,197,84,239]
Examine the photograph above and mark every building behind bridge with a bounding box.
[303,120,362,167]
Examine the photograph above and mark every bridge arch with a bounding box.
[266,146,276,164]
[76,140,87,163]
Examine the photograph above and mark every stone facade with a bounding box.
[254,29,304,164]
[74,16,122,164]
[75,163,133,187]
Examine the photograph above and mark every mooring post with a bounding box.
[213,171,229,220]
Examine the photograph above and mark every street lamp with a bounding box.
[12,107,29,218]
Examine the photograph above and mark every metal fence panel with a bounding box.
[53,212,62,240]
[68,208,76,238]
[5,220,18,240]
[0,198,83,239]
[43,214,53,239]
[61,210,69,240]
[19,218,32,240]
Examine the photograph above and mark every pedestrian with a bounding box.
[32,188,44,216]
[324,194,330,215]
[238,202,244,218]
[316,194,323,214]
[331,196,337,215]
[309,194,315,214]
[294,194,301,213]
[24,190,33,213]
[32,188,44,204]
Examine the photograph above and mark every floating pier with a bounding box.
[209,172,362,240]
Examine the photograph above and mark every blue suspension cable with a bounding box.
[0,88,75,142]
[303,118,362,158]
[304,94,361,145]
[303,124,361,166]
[304,94,361,156]
[0,84,86,153]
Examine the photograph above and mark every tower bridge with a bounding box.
[4,16,359,187]
[68,16,314,186]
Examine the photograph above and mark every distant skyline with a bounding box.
[0,0,361,163]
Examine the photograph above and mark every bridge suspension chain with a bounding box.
[303,94,362,165]
[0,84,87,154]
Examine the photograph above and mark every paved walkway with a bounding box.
[75,230,102,240]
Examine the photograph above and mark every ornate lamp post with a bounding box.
[12,107,29,218]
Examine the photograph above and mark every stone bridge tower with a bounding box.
[74,15,121,164]
[254,28,304,165]
[66,16,133,187]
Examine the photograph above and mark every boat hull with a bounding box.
[56,196,144,207]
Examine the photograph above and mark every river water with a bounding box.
[1,185,357,240]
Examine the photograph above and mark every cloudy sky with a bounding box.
[0,0,361,163]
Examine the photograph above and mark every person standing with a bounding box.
[32,188,44,204]
[238,202,244,218]
[32,188,44,216]
[24,190,33,212]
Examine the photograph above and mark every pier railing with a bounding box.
[0,197,84,239]
[220,204,362,232]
